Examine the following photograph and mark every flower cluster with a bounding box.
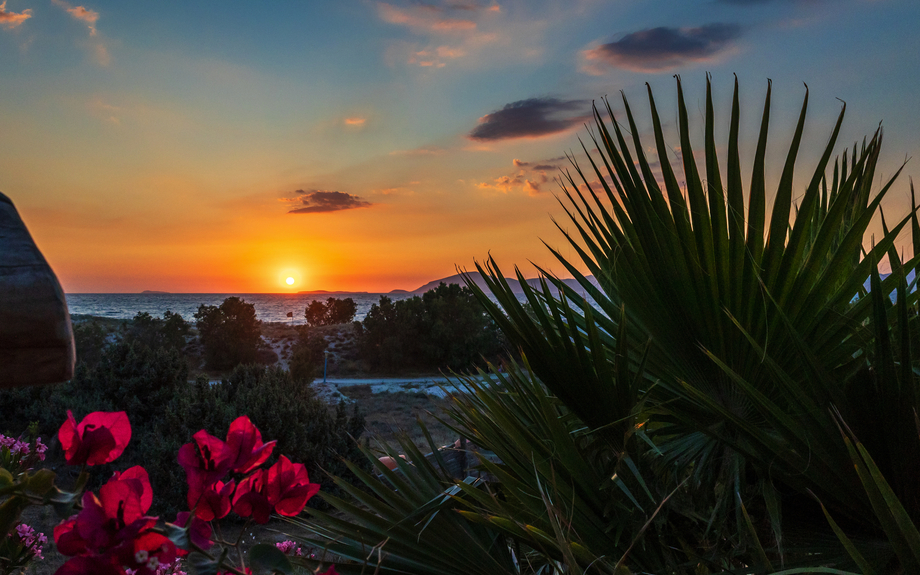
[12,523,47,561]
[178,416,320,525]
[274,540,303,557]
[0,433,47,473]
[53,465,177,575]
[125,557,186,575]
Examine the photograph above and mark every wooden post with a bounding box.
[0,192,75,387]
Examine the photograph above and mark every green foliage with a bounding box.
[71,320,108,368]
[195,296,263,370]
[305,297,358,326]
[357,283,504,372]
[297,77,920,574]
[205,364,369,503]
[289,328,328,383]
[124,310,190,351]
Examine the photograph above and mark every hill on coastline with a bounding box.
[410,272,599,296]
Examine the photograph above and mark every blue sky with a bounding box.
[1,0,918,292]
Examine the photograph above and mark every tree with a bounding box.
[327,297,357,324]
[304,300,328,327]
[194,296,262,370]
[124,310,190,351]
[304,297,358,326]
[356,285,503,372]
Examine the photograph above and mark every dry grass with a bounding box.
[339,385,458,452]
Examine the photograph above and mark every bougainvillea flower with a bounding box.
[109,466,153,516]
[173,511,213,553]
[319,565,339,575]
[178,429,234,505]
[55,555,122,575]
[110,530,177,575]
[54,469,173,575]
[266,455,320,517]
[191,479,235,521]
[58,411,131,466]
[231,470,273,524]
[54,517,89,557]
[226,416,276,474]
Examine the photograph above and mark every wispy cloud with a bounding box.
[52,0,99,36]
[0,1,32,29]
[377,2,480,34]
[284,190,373,214]
[344,117,366,126]
[469,98,589,141]
[476,156,566,195]
[377,1,505,68]
[583,23,742,73]
[389,145,446,156]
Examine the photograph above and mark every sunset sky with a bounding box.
[2,0,918,293]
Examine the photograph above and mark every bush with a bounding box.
[194,297,263,370]
[123,310,190,351]
[356,283,504,372]
[289,328,328,383]
[206,364,368,503]
[71,320,108,368]
[305,297,357,326]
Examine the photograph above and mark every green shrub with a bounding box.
[289,328,328,383]
[357,283,504,372]
[194,297,263,370]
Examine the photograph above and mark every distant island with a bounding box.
[141,290,170,294]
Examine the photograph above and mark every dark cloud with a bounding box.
[584,23,741,73]
[469,98,590,141]
[286,190,372,214]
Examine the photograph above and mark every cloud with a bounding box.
[378,2,476,34]
[52,0,100,36]
[469,98,589,141]
[285,190,373,214]
[389,145,446,156]
[583,23,741,73]
[344,117,366,126]
[0,1,32,29]
[476,155,566,196]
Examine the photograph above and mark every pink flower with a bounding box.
[225,416,275,474]
[53,466,175,575]
[266,456,320,517]
[178,430,233,509]
[58,411,131,466]
[231,470,273,524]
[192,479,235,522]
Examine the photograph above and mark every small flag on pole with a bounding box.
[286,311,294,324]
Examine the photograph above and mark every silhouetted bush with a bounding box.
[305,297,358,326]
[290,328,329,383]
[356,283,504,372]
[195,297,263,370]
[124,310,190,351]
[72,320,108,368]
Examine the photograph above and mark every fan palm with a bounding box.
[290,76,919,574]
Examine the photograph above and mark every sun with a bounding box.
[286,277,295,286]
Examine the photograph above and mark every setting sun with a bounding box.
[286,277,295,285]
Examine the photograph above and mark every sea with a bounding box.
[65,293,412,324]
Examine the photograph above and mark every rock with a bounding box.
[0,191,75,387]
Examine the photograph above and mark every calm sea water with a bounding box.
[65,293,412,324]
